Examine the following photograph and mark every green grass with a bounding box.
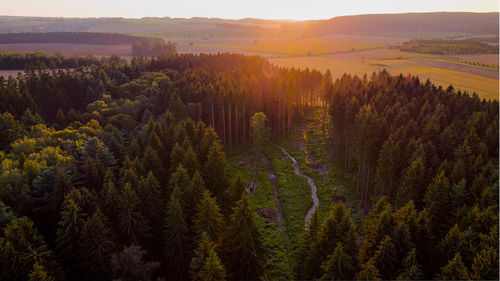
[226,150,294,280]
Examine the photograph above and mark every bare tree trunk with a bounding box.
[222,104,226,146]
[211,98,215,128]
[282,97,285,139]
[235,104,238,148]
[243,105,246,146]
[228,102,232,149]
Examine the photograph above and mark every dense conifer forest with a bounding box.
[0,51,498,280]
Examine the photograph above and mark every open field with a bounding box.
[0,43,132,56]
[269,48,499,100]
[250,37,384,55]
[447,54,499,66]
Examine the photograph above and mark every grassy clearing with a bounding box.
[226,150,294,280]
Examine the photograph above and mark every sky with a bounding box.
[0,0,498,20]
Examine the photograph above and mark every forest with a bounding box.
[0,50,498,281]
[400,38,499,55]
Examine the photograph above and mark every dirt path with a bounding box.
[276,145,319,230]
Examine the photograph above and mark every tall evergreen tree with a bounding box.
[437,253,470,280]
[199,247,227,281]
[320,242,355,280]
[220,194,263,280]
[194,190,225,242]
[163,197,190,280]
[191,232,214,280]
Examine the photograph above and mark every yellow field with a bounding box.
[269,49,499,100]
[250,38,383,55]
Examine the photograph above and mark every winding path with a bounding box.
[276,145,319,229]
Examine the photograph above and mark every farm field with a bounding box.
[447,53,499,66]
[250,37,384,55]
[269,48,499,100]
[0,43,132,56]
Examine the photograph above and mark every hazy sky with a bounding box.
[1,0,498,20]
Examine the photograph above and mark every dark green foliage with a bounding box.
[163,197,190,280]
[0,217,58,281]
[355,260,381,281]
[320,242,355,280]
[118,183,148,243]
[199,247,227,281]
[28,263,55,281]
[437,253,470,280]
[111,245,160,281]
[190,232,214,280]
[220,194,263,280]
[397,248,424,280]
[194,190,225,242]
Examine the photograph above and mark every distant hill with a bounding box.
[0,32,162,45]
[297,12,499,36]
[0,12,498,38]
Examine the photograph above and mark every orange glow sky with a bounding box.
[1,0,498,20]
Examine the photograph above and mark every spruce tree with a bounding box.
[183,145,199,176]
[355,259,381,281]
[191,232,214,280]
[396,248,424,280]
[55,195,87,279]
[437,253,470,280]
[118,182,147,243]
[373,235,398,280]
[470,246,498,280]
[199,247,227,281]
[81,208,116,281]
[220,194,263,280]
[194,190,225,242]
[424,171,452,237]
[320,242,355,280]
[163,197,190,280]
[28,263,55,281]
[203,142,228,203]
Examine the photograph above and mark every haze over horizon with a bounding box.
[1,0,498,20]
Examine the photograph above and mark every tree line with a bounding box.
[293,70,498,280]
[400,38,499,55]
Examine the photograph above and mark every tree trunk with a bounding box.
[211,98,215,128]
[235,104,238,148]
[222,104,226,146]
[228,102,232,149]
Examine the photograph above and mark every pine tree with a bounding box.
[118,182,147,243]
[424,171,452,238]
[170,142,185,173]
[194,190,225,242]
[470,246,498,280]
[296,209,322,280]
[28,263,55,281]
[163,197,190,280]
[1,217,58,281]
[372,235,398,280]
[439,224,465,264]
[199,247,227,281]
[320,242,355,280]
[168,164,192,199]
[101,171,120,224]
[397,248,424,280]
[220,194,263,280]
[183,145,199,176]
[355,259,381,281]
[203,142,228,203]
[55,195,87,279]
[111,245,160,281]
[81,208,116,281]
[191,232,214,280]
[437,253,470,280]
[396,156,425,207]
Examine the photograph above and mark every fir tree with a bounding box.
[199,247,227,281]
[437,253,470,280]
[163,197,190,280]
[118,182,147,243]
[191,232,214,280]
[220,194,263,280]
[28,263,55,281]
[320,242,355,280]
[396,248,424,280]
[373,235,398,280]
[355,259,381,281]
[194,190,225,242]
